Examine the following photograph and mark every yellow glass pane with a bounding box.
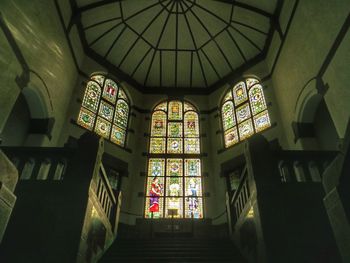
[77,108,95,131]
[168,101,183,120]
[253,110,271,132]
[184,112,199,137]
[149,138,166,153]
[151,111,167,137]
[185,159,201,176]
[167,138,183,154]
[224,127,239,148]
[166,177,183,197]
[94,117,111,139]
[185,197,203,218]
[165,197,183,218]
[166,159,183,177]
[145,197,164,218]
[238,119,254,140]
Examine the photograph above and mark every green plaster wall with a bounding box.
[0,0,81,146]
[269,0,350,148]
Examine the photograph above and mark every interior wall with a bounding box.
[268,0,350,149]
[0,0,83,146]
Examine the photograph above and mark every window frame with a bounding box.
[144,100,204,219]
[77,73,130,148]
[220,77,271,149]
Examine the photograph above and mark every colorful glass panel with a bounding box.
[102,78,118,104]
[148,159,165,177]
[184,112,199,137]
[166,177,183,196]
[145,197,164,218]
[165,197,183,218]
[167,138,183,154]
[146,101,203,219]
[98,101,114,122]
[246,78,259,89]
[154,102,167,112]
[95,117,111,139]
[184,138,200,154]
[223,90,233,102]
[166,159,183,177]
[114,99,129,128]
[185,177,202,197]
[185,159,201,176]
[253,110,271,132]
[151,111,167,137]
[118,88,128,102]
[82,81,101,112]
[185,197,203,218]
[224,127,239,148]
[77,108,95,130]
[249,85,267,115]
[238,119,254,140]
[236,103,251,123]
[168,101,182,120]
[91,74,105,86]
[222,101,236,131]
[111,125,126,146]
[168,122,182,137]
[150,138,166,153]
[184,102,196,112]
[233,81,248,106]
[78,75,129,147]
[146,176,164,197]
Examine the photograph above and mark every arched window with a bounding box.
[77,74,130,147]
[221,77,270,148]
[145,100,203,219]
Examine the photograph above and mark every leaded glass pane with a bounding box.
[249,85,267,115]
[222,101,236,131]
[150,138,166,153]
[154,102,167,112]
[77,108,95,130]
[114,99,129,128]
[184,138,200,154]
[98,101,114,121]
[185,177,202,197]
[168,101,182,120]
[166,159,183,177]
[118,88,128,102]
[82,81,101,112]
[110,125,125,146]
[165,197,183,218]
[151,111,167,137]
[95,117,111,139]
[246,78,259,89]
[148,158,165,177]
[185,197,203,218]
[238,119,254,140]
[102,78,118,104]
[166,177,183,196]
[253,110,271,132]
[146,176,164,198]
[223,90,233,102]
[185,159,201,176]
[224,127,239,148]
[184,102,196,112]
[184,112,199,137]
[91,74,105,86]
[168,122,183,137]
[233,81,248,106]
[145,197,164,218]
[167,138,183,154]
[236,103,251,123]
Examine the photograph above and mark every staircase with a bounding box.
[99,237,246,262]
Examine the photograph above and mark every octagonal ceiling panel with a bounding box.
[77,0,278,91]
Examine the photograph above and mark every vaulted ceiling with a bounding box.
[74,0,280,93]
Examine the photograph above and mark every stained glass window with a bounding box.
[221,77,270,148]
[77,73,129,147]
[145,101,203,219]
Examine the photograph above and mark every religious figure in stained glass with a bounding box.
[221,77,271,148]
[145,101,204,218]
[77,73,129,147]
[149,177,163,213]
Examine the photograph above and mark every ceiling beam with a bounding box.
[213,0,273,18]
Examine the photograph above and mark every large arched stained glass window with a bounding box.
[145,100,203,219]
[221,77,271,148]
[77,73,130,147]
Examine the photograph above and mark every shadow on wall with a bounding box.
[293,78,339,151]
